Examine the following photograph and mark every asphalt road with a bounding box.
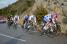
[0,23,67,44]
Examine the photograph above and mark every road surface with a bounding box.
[0,23,67,44]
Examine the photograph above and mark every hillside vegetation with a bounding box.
[0,0,35,16]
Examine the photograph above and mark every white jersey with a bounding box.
[28,15,36,23]
[14,15,19,23]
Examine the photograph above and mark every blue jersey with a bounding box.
[43,16,49,22]
[43,14,51,22]
[24,15,29,21]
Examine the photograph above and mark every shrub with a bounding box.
[34,5,48,24]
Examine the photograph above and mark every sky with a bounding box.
[0,0,17,9]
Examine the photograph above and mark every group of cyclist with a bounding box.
[7,11,59,35]
[23,11,58,35]
[41,12,58,35]
[7,15,19,28]
[23,14,37,31]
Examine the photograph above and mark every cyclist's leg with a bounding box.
[26,21,32,31]
[13,21,17,29]
[8,21,11,28]
[40,25,48,36]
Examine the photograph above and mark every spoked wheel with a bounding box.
[40,23,57,37]
[26,24,34,32]
[26,22,36,32]
[47,23,60,37]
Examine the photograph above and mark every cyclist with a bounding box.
[7,15,13,28]
[13,15,19,24]
[23,15,29,29]
[41,14,52,35]
[13,15,19,28]
[28,14,37,32]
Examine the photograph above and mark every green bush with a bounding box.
[34,6,48,24]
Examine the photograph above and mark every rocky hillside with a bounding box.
[20,0,67,33]
[0,0,67,33]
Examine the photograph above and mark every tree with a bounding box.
[0,0,35,16]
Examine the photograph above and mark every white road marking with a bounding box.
[0,33,26,42]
